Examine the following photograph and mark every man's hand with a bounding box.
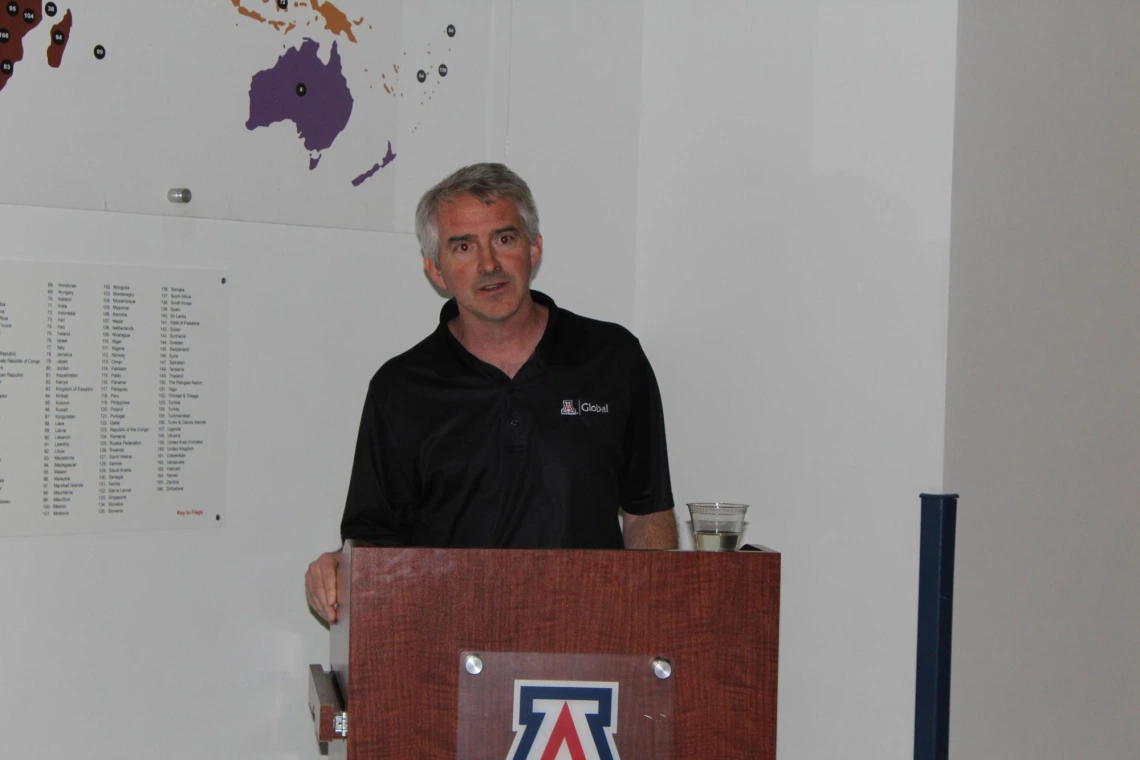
[621,509,678,549]
[305,549,342,624]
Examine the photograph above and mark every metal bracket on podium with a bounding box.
[309,664,348,742]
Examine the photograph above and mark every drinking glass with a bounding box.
[686,502,748,551]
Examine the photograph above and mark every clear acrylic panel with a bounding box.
[457,651,673,759]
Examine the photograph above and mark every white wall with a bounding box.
[0,4,646,758]
[0,210,430,760]
[506,0,645,328]
[634,2,957,757]
[1,2,976,757]
[946,3,1140,758]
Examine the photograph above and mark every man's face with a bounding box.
[424,193,543,325]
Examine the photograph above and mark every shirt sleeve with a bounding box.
[340,390,416,545]
[620,342,675,515]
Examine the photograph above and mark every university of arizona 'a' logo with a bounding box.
[506,680,620,760]
[561,400,579,415]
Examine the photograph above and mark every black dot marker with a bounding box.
[438,64,448,77]
[221,277,227,284]
[447,24,456,37]
[4,4,16,19]
[21,8,32,23]
[0,59,12,75]
[94,44,105,60]
[215,514,221,521]
[52,30,64,45]
[296,83,306,96]
[0,28,9,44]
[45,2,56,17]
[277,0,287,7]
[416,69,426,83]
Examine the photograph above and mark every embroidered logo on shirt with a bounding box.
[561,400,609,415]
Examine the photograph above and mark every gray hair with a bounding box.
[414,163,541,265]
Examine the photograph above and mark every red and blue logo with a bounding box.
[506,680,621,760]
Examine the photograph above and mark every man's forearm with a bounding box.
[620,508,678,549]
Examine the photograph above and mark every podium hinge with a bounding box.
[334,712,348,738]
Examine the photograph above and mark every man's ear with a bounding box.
[529,234,543,271]
[423,256,448,292]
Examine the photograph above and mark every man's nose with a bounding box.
[476,243,501,273]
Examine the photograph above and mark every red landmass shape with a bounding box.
[0,0,45,93]
[46,8,71,68]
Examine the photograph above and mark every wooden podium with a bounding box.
[310,541,780,759]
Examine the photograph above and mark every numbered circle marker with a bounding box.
[0,59,12,75]
[438,64,448,77]
[0,28,9,43]
[295,83,306,97]
[4,3,17,19]
[94,44,106,60]
[447,24,456,37]
[416,69,426,83]
[45,2,57,17]
[21,7,33,24]
[51,29,64,45]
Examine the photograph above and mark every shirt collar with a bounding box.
[433,290,568,377]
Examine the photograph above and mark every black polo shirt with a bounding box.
[340,291,673,548]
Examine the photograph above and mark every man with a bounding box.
[305,163,676,623]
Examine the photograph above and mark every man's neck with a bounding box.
[449,295,549,378]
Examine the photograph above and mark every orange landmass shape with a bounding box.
[46,8,73,68]
[230,0,358,42]
[232,0,267,24]
[311,0,357,43]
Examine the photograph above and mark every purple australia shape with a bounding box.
[246,39,354,169]
[351,141,397,187]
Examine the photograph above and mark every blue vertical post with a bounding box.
[914,493,958,760]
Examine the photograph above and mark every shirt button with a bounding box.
[510,417,519,427]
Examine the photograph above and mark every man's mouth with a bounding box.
[479,282,509,293]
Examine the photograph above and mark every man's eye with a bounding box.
[458,242,470,252]
[499,235,512,244]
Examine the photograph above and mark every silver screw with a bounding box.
[167,188,192,204]
[652,657,672,679]
[465,654,483,675]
